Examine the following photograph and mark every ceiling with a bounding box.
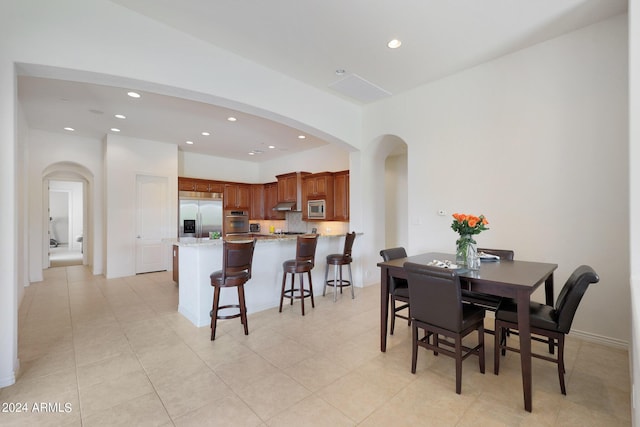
[17,0,627,162]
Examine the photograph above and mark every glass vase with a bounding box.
[456,234,479,269]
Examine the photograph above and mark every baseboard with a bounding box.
[570,329,629,350]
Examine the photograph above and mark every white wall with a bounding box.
[628,0,639,421]
[27,130,103,281]
[363,15,629,344]
[105,135,178,278]
[179,151,261,183]
[384,153,408,249]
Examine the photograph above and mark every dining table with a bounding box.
[377,252,557,412]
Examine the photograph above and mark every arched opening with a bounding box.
[366,134,408,261]
[42,162,94,271]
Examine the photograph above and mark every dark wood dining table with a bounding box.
[377,252,557,412]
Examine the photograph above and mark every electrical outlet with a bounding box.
[437,209,448,216]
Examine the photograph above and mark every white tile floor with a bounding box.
[0,265,631,426]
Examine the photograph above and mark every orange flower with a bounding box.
[467,218,477,228]
[481,217,489,225]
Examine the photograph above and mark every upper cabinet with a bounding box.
[224,183,251,210]
[333,170,349,221]
[302,172,335,220]
[178,177,224,193]
[264,182,285,220]
[250,184,265,220]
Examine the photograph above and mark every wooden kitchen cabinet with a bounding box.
[250,184,265,220]
[264,182,285,220]
[172,244,179,284]
[333,170,349,221]
[276,171,310,204]
[302,172,335,220]
[224,183,251,210]
[178,177,224,193]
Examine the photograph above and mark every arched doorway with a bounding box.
[42,162,94,271]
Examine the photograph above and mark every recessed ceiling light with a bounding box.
[110,128,120,132]
[227,117,237,122]
[387,39,402,49]
[63,127,75,131]
[201,131,210,136]
[335,69,346,75]
[186,140,194,145]
[127,91,141,98]
[115,114,126,119]
[268,145,275,149]
[248,152,255,155]
[298,135,306,139]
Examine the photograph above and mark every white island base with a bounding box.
[175,235,351,327]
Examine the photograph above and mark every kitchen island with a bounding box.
[171,234,355,327]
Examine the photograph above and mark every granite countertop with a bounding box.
[166,233,348,247]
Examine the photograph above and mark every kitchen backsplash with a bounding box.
[256,211,348,235]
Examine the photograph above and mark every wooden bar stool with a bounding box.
[279,234,319,315]
[210,238,256,340]
[323,231,356,302]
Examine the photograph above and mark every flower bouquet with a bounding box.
[451,213,489,268]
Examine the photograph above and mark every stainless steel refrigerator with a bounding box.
[178,191,223,238]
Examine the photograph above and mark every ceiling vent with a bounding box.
[328,73,391,103]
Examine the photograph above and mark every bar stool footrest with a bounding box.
[326,279,352,288]
[281,289,312,300]
[210,304,242,320]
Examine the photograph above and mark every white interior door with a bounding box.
[136,175,168,273]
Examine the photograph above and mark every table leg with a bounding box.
[545,274,555,354]
[380,267,390,352]
[517,289,533,412]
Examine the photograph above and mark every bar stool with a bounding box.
[323,231,356,302]
[279,234,319,315]
[210,238,256,340]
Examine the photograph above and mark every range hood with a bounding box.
[273,201,296,211]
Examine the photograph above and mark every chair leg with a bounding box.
[238,285,248,335]
[478,324,485,374]
[333,264,338,302]
[299,273,305,315]
[390,298,396,335]
[494,323,501,375]
[558,334,566,395]
[308,271,315,308]
[211,286,221,341]
[323,263,328,296]
[279,272,287,312]
[339,265,343,295]
[290,273,295,306]
[455,335,462,394]
[411,324,418,373]
[348,263,354,299]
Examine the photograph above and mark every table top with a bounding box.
[378,252,557,292]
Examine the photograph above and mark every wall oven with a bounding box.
[307,200,326,220]
[224,210,249,235]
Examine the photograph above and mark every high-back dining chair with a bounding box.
[461,248,515,311]
[494,265,599,395]
[279,234,319,315]
[379,247,410,334]
[210,238,257,341]
[323,231,356,302]
[405,262,486,394]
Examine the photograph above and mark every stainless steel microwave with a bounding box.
[308,200,326,219]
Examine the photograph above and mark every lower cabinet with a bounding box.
[172,245,179,284]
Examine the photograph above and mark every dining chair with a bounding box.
[210,238,257,340]
[461,248,515,311]
[405,262,485,394]
[494,265,599,395]
[279,234,319,315]
[323,231,356,302]
[379,247,410,334]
